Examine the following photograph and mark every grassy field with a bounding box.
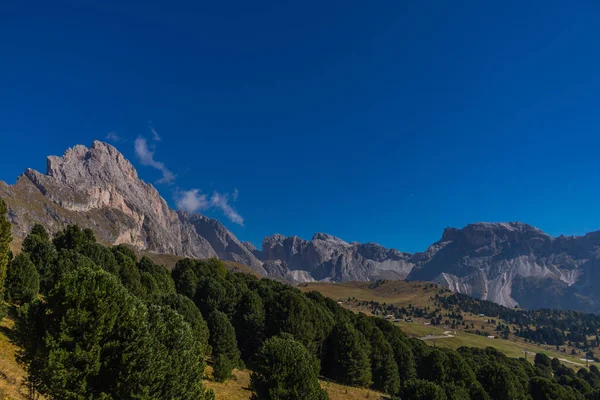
[300,281,596,369]
[299,280,444,310]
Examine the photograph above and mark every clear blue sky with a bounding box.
[1,1,600,252]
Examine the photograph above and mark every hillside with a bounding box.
[4,215,600,399]
[0,316,385,400]
[300,280,600,367]
[3,140,600,312]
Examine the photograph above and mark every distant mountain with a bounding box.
[251,233,414,282]
[408,222,600,312]
[3,141,600,312]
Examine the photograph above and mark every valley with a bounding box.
[299,280,600,367]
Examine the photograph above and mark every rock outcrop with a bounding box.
[255,233,415,282]
[0,141,266,275]
[407,222,600,311]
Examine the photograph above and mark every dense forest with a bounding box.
[2,198,600,399]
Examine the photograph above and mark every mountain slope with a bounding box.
[0,141,266,275]
[408,222,600,311]
[3,141,600,312]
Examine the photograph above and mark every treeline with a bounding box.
[2,200,600,399]
[437,293,600,348]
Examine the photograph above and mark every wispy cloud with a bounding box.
[148,121,161,141]
[134,137,175,184]
[105,132,123,142]
[175,188,244,225]
[175,189,209,213]
[151,127,161,141]
[210,191,244,225]
[233,188,239,202]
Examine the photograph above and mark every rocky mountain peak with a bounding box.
[1,140,264,274]
[311,232,349,246]
[45,141,138,185]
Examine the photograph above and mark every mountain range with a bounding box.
[2,141,600,312]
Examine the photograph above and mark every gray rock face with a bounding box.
[407,222,600,311]
[0,141,265,274]
[256,233,415,282]
[255,222,600,312]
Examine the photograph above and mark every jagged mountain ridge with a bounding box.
[0,141,266,275]
[2,141,600,312]
[255,223,600,312]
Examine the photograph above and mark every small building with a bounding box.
[479,314,485,317]
[487,335,495,339]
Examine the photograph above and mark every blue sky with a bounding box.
[1,1,600,252]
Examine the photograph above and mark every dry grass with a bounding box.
[203,367,386,400]
[0,316,28,400]
[299,280,446,309]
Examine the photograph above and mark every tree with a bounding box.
[535,353,552,368]
[174,265,198,298]
[29,224,50,241]
[155,293,210,357]
[324,321,372,387]
[16,266,213,399]
[477,363,527,400]
[250,335,328,400]
[114,249,144,297]
[0,198,12,298]
[419,349,449,383]
[234,291,266,366]
[213,353,235,383]
[52,225,95,252]
[355,316,400,395]
[21,228,57,294]
[402,379,447,400]
[5,253,39,304]
[207,310,240,382]
[138,305,209,399]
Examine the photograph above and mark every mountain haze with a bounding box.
[2,141,600,312]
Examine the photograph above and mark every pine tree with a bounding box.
[5,253,39,304]
[234,291,266,366]
[250,335,328,400]
[325,321,372,387]
[21,226,57,294]
[207,310,240,382]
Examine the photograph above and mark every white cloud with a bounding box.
[210,191,244,225]
[134,137,175,184]
[175,189,209,213]
[233,188,239,202]
[151,127,161,141]
[174,188,244,226]
[105,132,123,142]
